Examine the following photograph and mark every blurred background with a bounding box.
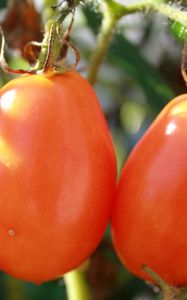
[0,0,186,299]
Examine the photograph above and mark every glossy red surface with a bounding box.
[112,94,187,286]
[0,71,116,283]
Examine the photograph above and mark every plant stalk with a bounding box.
[87,0,187,84]
[143,265,187,300]
[34,0,84,73]
[63,269,92,300]
[87,2,118,84]
[106,0,187,26]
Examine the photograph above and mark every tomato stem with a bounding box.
[4,276,26,300]
[63,269,92,300]
[142,265,187,300]
[33,0,82,73]
[39,0,86,73]
[162,288,187,300]
[107,0,187,26]
[43,0,57,21]
[87,0,187,84]
[87,1,117,85]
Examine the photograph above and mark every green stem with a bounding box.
[42,0,85,22]
[87,0,187,84]
[105,0,187,26]
[104,0,187,26]
[162,288,187,300]
[155,3,187,26]
[56,0,83,24]
[33,0,84,73]
[32,19,56,72]
[63,269,92,300]
[42,0,57,21]
[142,265,187,300]
[125,1,187,26]
[4,276,26,300]
[87,2,117,84]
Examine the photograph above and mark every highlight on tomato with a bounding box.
[112,94,187,287]
[0,71,116,284]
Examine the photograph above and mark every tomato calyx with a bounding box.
[142,265,187,300]
[0,0,81,76]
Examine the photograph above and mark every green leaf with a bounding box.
[82,6,102,35]
[108,34,175,113]
[0,0,7,8]
[83,7,175,114]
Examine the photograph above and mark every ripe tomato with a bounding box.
[112,94,187,287]
[0,71,116,283]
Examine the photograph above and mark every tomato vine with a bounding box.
[87,0,187,84]
[1,1,187,300]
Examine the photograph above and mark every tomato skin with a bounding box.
[112,94,187,287]
[0,71,116,283]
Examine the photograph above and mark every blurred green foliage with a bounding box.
[0,0,7,8]
[0,0,186,300]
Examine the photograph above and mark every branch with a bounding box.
[87,0,187,84]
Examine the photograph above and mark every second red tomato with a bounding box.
[112,94,187,286]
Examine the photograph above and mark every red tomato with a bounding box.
[0,71,116,283]
[112,94,187,287]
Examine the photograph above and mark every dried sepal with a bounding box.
[1,0,42,55]
[63,40,80,71]
[0,27,34,74]
[56,11,80,71]
[23,41,41,66]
